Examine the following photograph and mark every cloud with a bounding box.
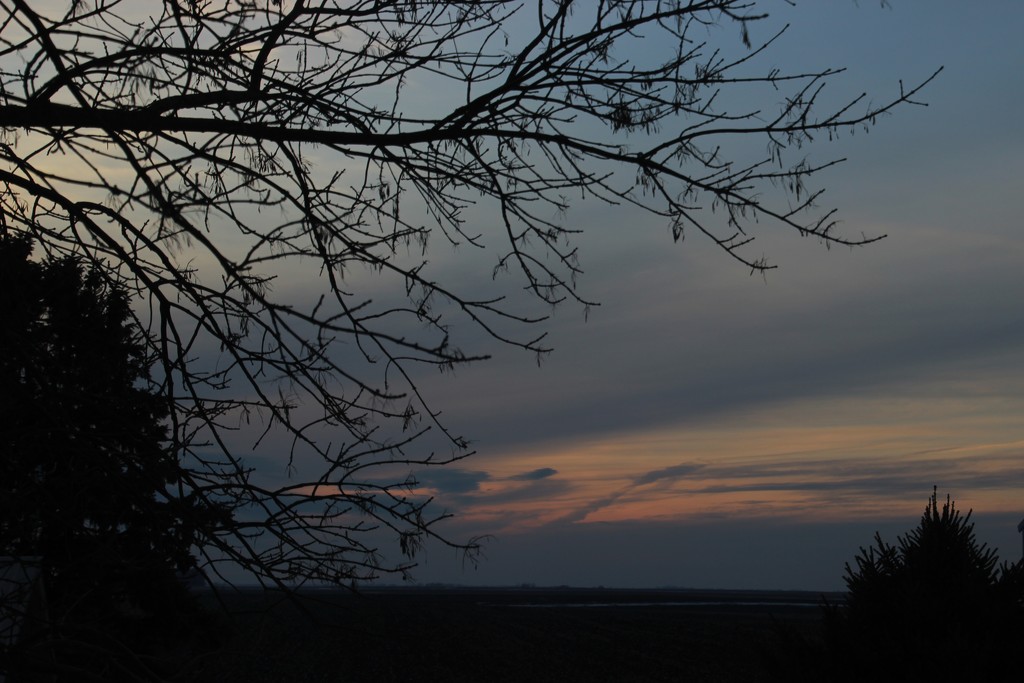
[508,467,558,481]
[498,436,1024,532]
[415,468,490,494]
[634,463,704,486]
[420,209,1024,457]
[688,452,1024,501]
[411,466,574,516]
[413,466,561,497]
[546,463,703,525]
[479,478,573,505]
[552,490,633,526]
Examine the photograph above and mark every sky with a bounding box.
[11,1,1022,592]
[385,1,1024,590]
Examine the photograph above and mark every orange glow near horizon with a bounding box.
[441,383,1024,535]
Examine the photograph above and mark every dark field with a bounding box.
[190,587,837,682]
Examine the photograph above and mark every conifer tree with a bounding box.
[822,488,1024,682]
[0,233,222,680]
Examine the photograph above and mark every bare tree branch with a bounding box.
[0,0,938,587]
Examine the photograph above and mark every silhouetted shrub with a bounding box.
[819,488,1024,682]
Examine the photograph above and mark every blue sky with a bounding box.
[13,1,1019,591]
[380,1,1024,590]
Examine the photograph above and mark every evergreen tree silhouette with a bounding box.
[0,233,220,679]
[821,488,1024,682]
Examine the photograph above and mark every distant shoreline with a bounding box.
[210,583,844,609]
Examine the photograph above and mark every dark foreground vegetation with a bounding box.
[191,587,829,683]
[812,490,1024,683]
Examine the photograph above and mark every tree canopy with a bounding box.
[0,232,223,679]
[0,1,940,586]
[819,489,1024,682]
[0,233,195,587]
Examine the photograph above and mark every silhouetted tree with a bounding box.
[0,1,940,586]
[0,233,222,681]
[819,489,1024,682]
